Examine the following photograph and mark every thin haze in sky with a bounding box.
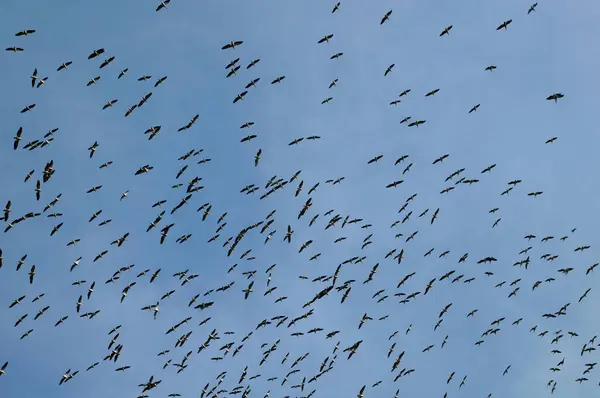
[1,1,600,397]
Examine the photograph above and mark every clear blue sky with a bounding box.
[1,0,600,397]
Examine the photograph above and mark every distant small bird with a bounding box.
[15,29,36,36]
[156,0,170,11]
[380,10,392,25]
[546,93,564,102]
[222,40,243,50]
[528,3,538,14]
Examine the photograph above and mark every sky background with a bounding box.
[1,0,600,397]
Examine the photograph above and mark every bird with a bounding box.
[99,56,115,68]
[496,19,513,31]
[254,149,262,167]
[20,104,36,113]
[384,64,395,76]
[440,25,453,36]
[318,34,334,44]
[156,0,170,11]
[13,128,22,150]
[243,281,254,299]
[222,41,243,50]
[87,48,105,59]
[15,29,36,36]
[57,61,72,71]
[547,93,564,102]
[380,10,392,25]
[528,3,538,14]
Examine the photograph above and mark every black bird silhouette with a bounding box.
[87,48,105,59]
[222,41,243,50]
[15,29,36,36]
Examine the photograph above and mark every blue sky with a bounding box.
[1,0,600,397]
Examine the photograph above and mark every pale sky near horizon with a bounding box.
[1,1,600,397]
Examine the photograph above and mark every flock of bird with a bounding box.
[1,1,597,398]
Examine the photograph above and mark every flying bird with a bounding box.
[15,29,36,36]
[496,19,513,30]
[547,93,564,102]
[528,3,538,14]
[318,34,334,44]
[88,48,105,59]
[380,10,392,25]
[440,25,453,36]
[222,40,243,50]
[156,0,170,11]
